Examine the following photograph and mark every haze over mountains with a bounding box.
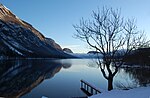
[0,4,73,58]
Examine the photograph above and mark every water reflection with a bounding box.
[124,67,150,87]
[0,59,149,98]
[0,59,68,98]
[86,59,150,89]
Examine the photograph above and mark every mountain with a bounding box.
[0,4,73,58]
[87,51,99,54]
[63,48,73,53]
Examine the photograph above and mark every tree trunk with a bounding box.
[108,77,113,91]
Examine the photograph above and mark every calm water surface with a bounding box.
[0,59,149,98]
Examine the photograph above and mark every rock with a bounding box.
[44,38,62,50]
[63,48,73,53]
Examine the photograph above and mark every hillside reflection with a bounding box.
[124,67,150,87]
[0,59,70,98]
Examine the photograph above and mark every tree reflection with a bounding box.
[124,67,150,87]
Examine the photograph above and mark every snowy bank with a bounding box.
[89,86,150,98]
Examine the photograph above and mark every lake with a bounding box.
[0,59,149,98]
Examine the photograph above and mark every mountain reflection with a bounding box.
[0,59,69,98]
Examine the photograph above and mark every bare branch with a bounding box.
[74,7,150,91]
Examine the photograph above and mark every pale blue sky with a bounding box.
[0,0,150,53]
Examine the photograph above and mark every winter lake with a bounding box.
[0,59,149,98]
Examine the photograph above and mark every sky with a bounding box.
[0,0,150,53]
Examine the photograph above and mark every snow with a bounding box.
[2,38,24,56]
[89,86,150,98]
[1,4,10,11]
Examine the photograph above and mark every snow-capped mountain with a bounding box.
[0,4,72,58]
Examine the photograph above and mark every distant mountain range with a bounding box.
[0,4,73,58]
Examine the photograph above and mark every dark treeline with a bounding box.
[124,48,150,65]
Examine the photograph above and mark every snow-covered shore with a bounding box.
[89,86,150,98]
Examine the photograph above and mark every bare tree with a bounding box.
[74,8,149,91]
